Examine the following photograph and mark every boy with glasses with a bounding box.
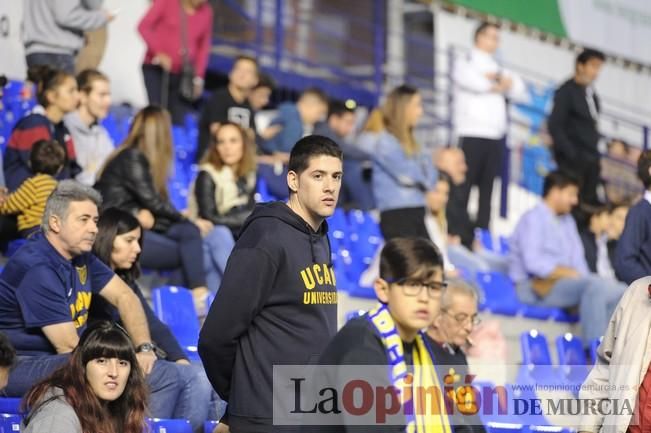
[319,237,452,432]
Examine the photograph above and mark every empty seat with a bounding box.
[556,333,590,388]
[0,398,21,414]
[147,418,193,433]
[151,286,200,360]
[519,330,561,385]
[0,413,22,432]
[476,272,520,316]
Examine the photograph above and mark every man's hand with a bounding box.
[176,359,191,366]
[193,81,204,100]
[137,209,155,230]
[260,125,282,141]
[213,422,230,433]
[136,350,157,375]
[154,53,173,71]
[194,218,214,237]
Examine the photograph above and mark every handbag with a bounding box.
[178,2,196,102]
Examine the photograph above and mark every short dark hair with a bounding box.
[93,207,142,283]
[542,170,580,198]
[576,48,605,66]
[299,87,328,104]
[328,101,354,119]
[30,139,65,175]
[474,22,499,42]
[638,150,651,189]
[254,73,275,90]
[287,135,342,176]
[77,69,109,94]
[0,332,16,368]
[379,237,444,283]
[233,55,258,73]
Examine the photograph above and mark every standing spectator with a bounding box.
[373,85,437,241]
[199,136,342,433]
[614,151,651,284]
[23,0,113,74]
[548,48,605,205]
[0,140,64,238]
[5,65,82,192]
[314,101,374,209]
[197,56,259,161]
[22,321,147,433]
[0,181,184,420]
[188,122,257,293]
[91,208,220,431]
[138,0,214,125]
[509,171,626,343]
[453,22,526,230]
[64,69,114,186]
[0,332,15,391]
[436,147,473,249]
[95,106,212,308]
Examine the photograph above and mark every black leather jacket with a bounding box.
[95,147,183,232]
[194,170,255,232]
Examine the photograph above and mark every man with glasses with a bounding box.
[427,279,486,433]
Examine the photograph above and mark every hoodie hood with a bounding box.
[64,112,96,136]
[241,201,331,264]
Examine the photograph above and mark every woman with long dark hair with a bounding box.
[90,207,220,431]
[95,106,213,308]
[22,321,147,433]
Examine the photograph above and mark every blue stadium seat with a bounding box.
[147,418,193,433]
[345,309,366,322]
[0,413,22,432]
[476,228,494,251]
[486,422,524,433]
[555,333,589,390]
[0,398,21,414]
[519,330,561,385]
[476,272,521,316]
[204,420,220,433]
[151,286,200,360]
[590,336,603,364]
[255,177,277,203]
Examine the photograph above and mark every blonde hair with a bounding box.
[382,85,420,155]
[105,106,173,198]
[201,122,256,178]
[362,108,385,133]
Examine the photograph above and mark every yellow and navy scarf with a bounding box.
[367,303,453,433]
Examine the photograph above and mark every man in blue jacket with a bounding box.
[614,150,651,284]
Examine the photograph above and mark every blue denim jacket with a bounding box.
[372,132,437,211]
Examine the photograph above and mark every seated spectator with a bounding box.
[188,122,256,292]
[248,73,275,113]
[426,279,486,433]
[90,208,221,430]
[22,321,147,433]
[607,201,630,248]
[615,150,651,284]
[319,237,452,432]
[197,56,259,161]
[425,173,508,280]
[64,69,114,186]
[373,85,437,240]
[315,101,375,210]
[258,88,328,199]
[509,171,626,343]
[0,140,64,238]
[579,203,621,281]
[95,106,212,308]
[0,332,16,391]
[5,65,81,191]
[0,181,183,420]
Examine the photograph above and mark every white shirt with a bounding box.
[453,48,527,139]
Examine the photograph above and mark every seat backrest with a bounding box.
[0,398,21,415]
[151,286,200,348]
[204,420,220,433]
[147,418,193,433]
[0,413,23,433]
[556,333,586,366]
[520,330,552,366]
[486,422,524,433]
[476,272,520,305]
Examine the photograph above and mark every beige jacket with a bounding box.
[580,277,651,433]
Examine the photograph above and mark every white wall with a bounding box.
[0,0,150,107]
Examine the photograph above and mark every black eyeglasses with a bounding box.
[443,310,481,327]
[392,278,447,299]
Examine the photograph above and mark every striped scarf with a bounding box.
[367,303,453,433]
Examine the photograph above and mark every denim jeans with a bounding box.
[447,244,509,279]
[516,275,627,343]
[174,362,225,432]
[203,225,236,293]
[26,53,75,74]
[5,355,182,418]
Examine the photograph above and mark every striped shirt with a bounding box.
[0,174,57,231]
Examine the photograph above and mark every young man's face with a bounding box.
[288,155,343,223]
[576,58,603,85]
[229,59,258,92]
[476,26,500,54]
[248,86,272,111]
[550,185,579,215]
[329,112,356,139]
[81,79,111,121]
[375,267,444,341]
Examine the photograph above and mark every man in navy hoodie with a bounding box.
[199,135,343,433]
[614,150,651,284]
